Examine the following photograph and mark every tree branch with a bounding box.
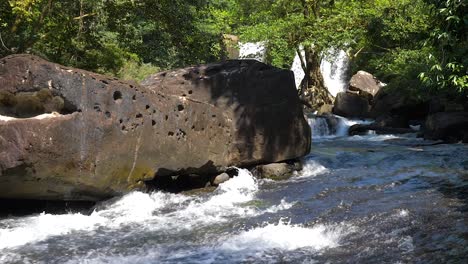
[295,46,307,72]
[0,32,12,52]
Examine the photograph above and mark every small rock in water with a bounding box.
[253,162,301,180]
[212,173,231,186]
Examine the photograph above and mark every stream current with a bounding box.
[0,117,467,263]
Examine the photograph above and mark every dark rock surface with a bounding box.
[332,92,370,118]
[424,112,468,143]
[0,54,310,201]
[370,88,429,121]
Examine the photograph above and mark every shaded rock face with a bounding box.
[0,55,310,201]
[371,89,428,121]
[349,70,383,97]
[424,112,468,143]
[332,92,370,118]
[141,60,311,167]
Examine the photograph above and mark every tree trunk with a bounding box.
[299,46,333,111]
[298,0,333,111]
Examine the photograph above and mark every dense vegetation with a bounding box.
[1,0,466,100]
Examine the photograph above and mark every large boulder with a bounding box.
[348,70,383,97]
[0,55,310,201]
[332,92,370,118]
[424,112,468,143]
[370,88,429,121]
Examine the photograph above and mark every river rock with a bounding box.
[424,112,468,143]
[348,71,383,97]
[211,172,230,186]
[332,92,370,118]
[317,104,334,115]
[253,161,302,180]
[0,54,310,201]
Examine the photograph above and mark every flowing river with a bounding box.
[1,117,467,263]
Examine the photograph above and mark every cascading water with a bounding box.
[291,47,350,96]
[308,114,371,139]
[320,49,349,97]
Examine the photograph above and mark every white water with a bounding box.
[291,47,349,96]
[308,115,372,139]
[61,221,347,264]
[320,49,350,97]
[295,160,329,178]
[0,169,335,253]
[239,42,266,62]
[220,220,348,252]
[0,169,253,249]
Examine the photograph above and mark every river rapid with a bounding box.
[1,118,467,263]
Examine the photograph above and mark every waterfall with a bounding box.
[308,116,332,138]
[291,48,350,97]
[320,49,349,97]
[291,51,305,90]
[308,114,372,139]
[239,42,266,62]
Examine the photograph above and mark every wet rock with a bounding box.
[253,161,303,180]
[424,112,468,143]
[0,54,310,201]
[317,104,333,115]
[374,114,409,129]
[332,92,370,118]
[212,172,230,186]
[348,70,383,97]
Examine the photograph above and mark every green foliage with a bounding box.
[233,0,367,69]
[0,0,466,96]
[116,55,160,82]
[419,0,468,91]
[0,0,222,80]
[350,0,440,98]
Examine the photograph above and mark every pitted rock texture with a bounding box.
[0,55,310,201]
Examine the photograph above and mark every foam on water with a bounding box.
[62,220,348,263]
[220,220,348,252]
[335,117,372,137]
[295,160,329,178]
[264,199,296,213]
[346,134,402,142]
[0,213,107,249]
[308,115,372,140]
[0,169,294,250]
